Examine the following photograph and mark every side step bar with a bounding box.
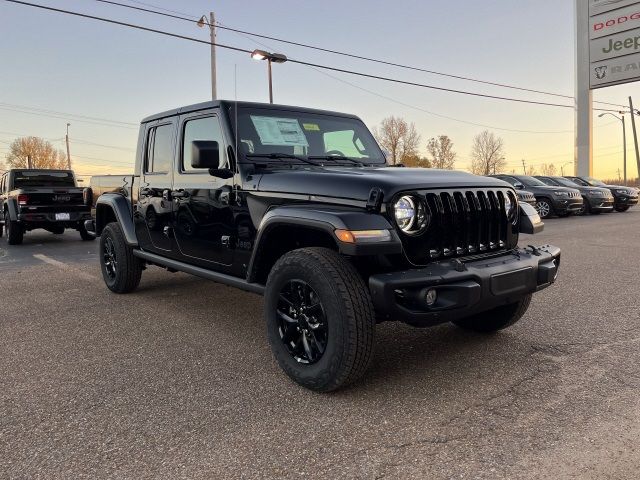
[133,249,265,295]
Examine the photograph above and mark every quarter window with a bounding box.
[146,124,174,173]
[182,116,225,171]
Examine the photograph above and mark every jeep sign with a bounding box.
[589,0,640,88]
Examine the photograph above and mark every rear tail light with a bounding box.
[17,194,28,205]
[83,187,93,206]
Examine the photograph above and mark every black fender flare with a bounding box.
[3,199,19,221]
[95,193,138,246]
[519,202,544,234]
[246,205,402,282]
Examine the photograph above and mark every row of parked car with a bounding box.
[490,174,638,218]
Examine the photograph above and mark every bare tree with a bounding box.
[372,116,421,165]
[526,165,537,176]
[5,137,68,169]
[539,163,557,176]
[402,154,431,168]
[470,131,506,175]
[426,135,456,169]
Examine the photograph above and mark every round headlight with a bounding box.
[394,195,429,235]
[394,196,415,231]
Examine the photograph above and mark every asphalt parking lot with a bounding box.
[1,211,639,479]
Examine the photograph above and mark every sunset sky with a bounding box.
[1,0,639,181]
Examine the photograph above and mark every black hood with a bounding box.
[255,167,510,201]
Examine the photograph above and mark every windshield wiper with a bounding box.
[308,155,365,167]
[245,153,320,166]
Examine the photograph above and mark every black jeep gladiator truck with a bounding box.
[1,169,94,245]
[87,101,560,392]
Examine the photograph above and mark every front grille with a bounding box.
[400,189,516,265]
[569,191,581,198]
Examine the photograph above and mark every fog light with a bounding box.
[425,288,437,306]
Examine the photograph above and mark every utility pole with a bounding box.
[521,159,527,175]
[622,113,627,185]
[629,97,640,184]
[27,155,32,169]
[65,123,72,170]
[209,12,216,100]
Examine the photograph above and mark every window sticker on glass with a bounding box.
[302,123,320,131]
[250,116,309,147]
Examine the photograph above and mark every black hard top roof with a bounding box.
[140,100,360,124]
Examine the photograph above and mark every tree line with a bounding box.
[373,115,508,175]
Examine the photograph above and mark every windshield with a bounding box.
[538,177,560,186]
[552,177,580,188]
[584,176,606,187]
[13,171,75,188]
[518,176,547,187]
[569,177,589,186]
[232,107,386,166]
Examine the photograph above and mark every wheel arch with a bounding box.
[95,194,137,246]
[246,205,401,285]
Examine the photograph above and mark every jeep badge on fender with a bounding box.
[86,100,560,392]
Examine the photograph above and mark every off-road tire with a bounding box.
[100,222,142,293]
[453,294,532,333]
[265,247,375,392]
[615,205,630,212]
[5,211,23,245]
[79,223,95,241]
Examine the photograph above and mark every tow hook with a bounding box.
[527,245,542,256]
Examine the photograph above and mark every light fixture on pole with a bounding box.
[250,49,287,104]
[197,13,217,100]
[560,161,573,176]
[599,111,627,184]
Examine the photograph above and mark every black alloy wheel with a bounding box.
[276,279,328,364]
[102,236,117,280]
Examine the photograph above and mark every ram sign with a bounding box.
[589,0,640,88]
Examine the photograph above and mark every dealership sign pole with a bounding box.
[579,0,640,178]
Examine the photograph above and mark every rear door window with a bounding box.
[146,124,174,173]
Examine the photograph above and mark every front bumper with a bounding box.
[553,198,583,215]
[587,196,614,211]
[369,245,560,327]
[614,194,638,207]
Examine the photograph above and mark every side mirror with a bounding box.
[192,140,220,169]
[514,183,524,190]
[208,168,234,179]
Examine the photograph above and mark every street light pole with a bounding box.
[197,13,217,100]
[250,50,287,104]
[561,161,573,176]
[598,112,627,184]
[267,58,273,104]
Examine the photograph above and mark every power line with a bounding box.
[89,0,628,110]
[4,0,582,111]
[0,104,138,129]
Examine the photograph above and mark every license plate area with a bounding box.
[490,267,533,296]
[55,213,70,221]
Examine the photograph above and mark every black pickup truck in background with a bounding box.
[0,169,94,245]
